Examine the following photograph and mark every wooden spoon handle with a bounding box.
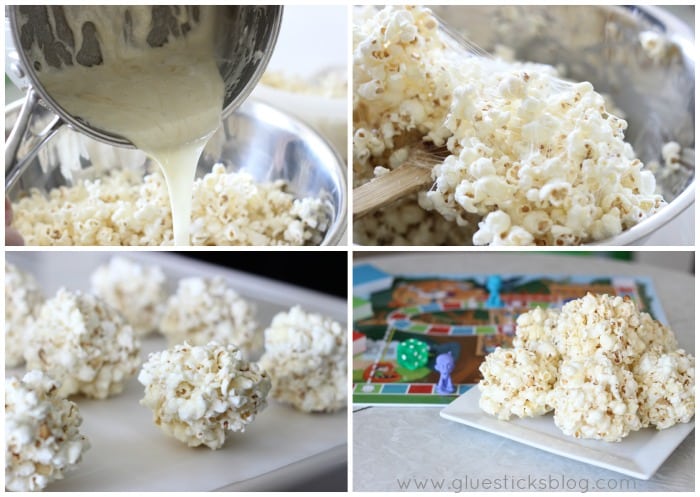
[353,163,434,219]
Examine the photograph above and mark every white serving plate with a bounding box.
[440,387,694,480]
[5,251,347,491]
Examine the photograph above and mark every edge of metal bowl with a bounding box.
[590,4,695,246]
[594,183,695,246]
[236,99,348,246]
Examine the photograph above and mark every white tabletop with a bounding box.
[352,253,694,492]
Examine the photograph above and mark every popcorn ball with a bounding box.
[259,306,347,412]
[12,165,327,246]
[90,257,167,336]
[478,347,558,420]
[159,277,261,358]
[138,341,271,449]
[634,350,694,430]
[353,6,665,245]
[5,371,90,492]
[478,293,695,441]
[551,357,642,442]
[24,289,141,399]
[553,293,647,366]
[5,262,44,367]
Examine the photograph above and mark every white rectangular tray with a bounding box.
[5,251,347,491]
[440,386,694,480]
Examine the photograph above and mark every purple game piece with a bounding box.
[435,351,456,394]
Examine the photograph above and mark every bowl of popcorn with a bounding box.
[5,99,347,246]
[353,5,694,246]
[250,6,348,161]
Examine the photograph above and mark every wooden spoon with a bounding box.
[353,146,447,219]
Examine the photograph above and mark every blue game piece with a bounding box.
[486,275,504,308]
[434,351,456,394]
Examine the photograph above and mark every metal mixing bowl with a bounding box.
[5,99,347,245]
[430,4,694,245]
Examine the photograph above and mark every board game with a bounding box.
[352,266,666,406]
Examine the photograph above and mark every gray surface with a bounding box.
[353,253,694,492]
[221,445,347,491]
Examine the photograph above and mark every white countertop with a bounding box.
[352,253,694,492]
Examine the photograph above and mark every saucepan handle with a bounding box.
[5,87,64,191]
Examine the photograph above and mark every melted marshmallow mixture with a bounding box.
[31,6,224,245]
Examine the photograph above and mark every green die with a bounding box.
[396,338,430,370]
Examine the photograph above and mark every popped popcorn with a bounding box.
[634,350,694,429]
[138,341,271,449]
[261,69,347,99]
[646,141,692,197]
[259,306,347,412]
[354,197,478,246]
[159,277,262,358]
[90,256,167,336]
[478,293,695,441]
[661,141,682,168]
[478,347,558,420]
[353,6,666,245]
[639,30,676,63]
[551,357,642,442]
[11,164,328,246]
[5,371,90,492]
[24,289,141,399]
[5,263,44,367]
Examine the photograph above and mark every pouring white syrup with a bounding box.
[34,6,225,245]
